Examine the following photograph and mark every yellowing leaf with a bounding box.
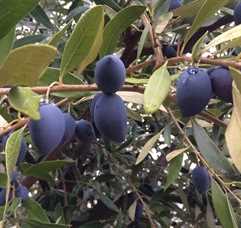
[166,147,188,162]
[0,44,57,86]
[8,87,41,120]
[136,131,161,165]
[128,200,137,221]
[225,83,241,173]
[204,24,241,52]
[60,6,104,80]
[230,67,241,93]
[144,62,171,114]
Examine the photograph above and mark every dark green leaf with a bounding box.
[98,192,119,213]
[164,153,183,190]
[0,173,7,188]
[211,180,238,228]
[0,27,15,64]
[31,5,54,29]
[0,0,39,39]
[23,198,50,223]
[192,121,233,174]
[94,0,121,11]
[100,5,146,57]
[14,35,47,48]
[22,219,69,228]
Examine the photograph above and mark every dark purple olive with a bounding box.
[16,185,29,200]
[207,66,233,102]
[192,166,210,194]
[28,103,65,155]
[75,119,95,142]
[62,113,76,143]
[94,93,127,143]
[95,55,126,94]
[90,93,102,137]
[169,0,182,11]
[176,67,212,117]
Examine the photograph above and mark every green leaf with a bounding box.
[22,220,69,228]
[3,127,25,220]
[211,180,238,228]
[182,0,229,53]
[31,5,54,29]
[0,0,39,39]
[39,67,84,98]
[100,5,146,57]
[230,67,241,93]
[225,83,241,173]
[0,173,7,188]
[191,31,208,63]
[48,21,72,47]
[137,25,149,60]
[93,0,121,11]
[164,153,183,190]
[98,192,119,213]
[8,87,41,120]
[60,6,104,80]
[0,27,15,65]
[173,0,203,18]
[21,160,74,177]
[0,44,57,86]
[23,198,50,223]
[192,121,233,174]
[136,131,161,165]
[144,62,171,114]
[125,77,149,85]
[204,24,241,52]
[14,35,47,48]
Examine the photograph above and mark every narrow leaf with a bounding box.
[225,83,241,173]
[211,180,238,228]
[192,121,233,174]
[60,6,104,80]
[0,44,57,86]
[100,5,146,57]
[8,87,41,120]
[144,62,171,114]
[166,147,188,162]
[136,131,161,165]
[164,153,183,190]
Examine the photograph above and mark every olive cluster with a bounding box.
[91,55,128,143]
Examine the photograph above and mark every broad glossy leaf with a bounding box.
[0,44,57,86]
[23,198,50,223]
[211,180,238,228]
[93,0,121,11]
[0,27,15,64]
[0,0,39,39]
[60,6,104,80]
[31,4,54,29]
[8,87,41,120]
[225,83,241,173]
[182,0,229,52]
[192,121,233,174]
[144,62,171,114]
[204,24,241,52]
[100,5,146,57]
[136,131,161,165]
[164,153,183,190]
